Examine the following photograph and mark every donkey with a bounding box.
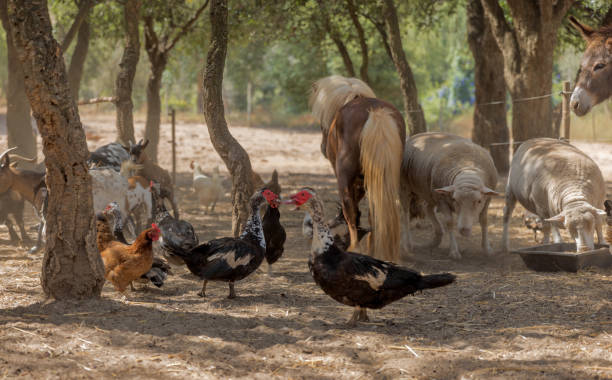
[310,75,405,262]
[568,16,612,116]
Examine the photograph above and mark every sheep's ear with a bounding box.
[481,186,501,196]
[545,213,565,223]
[569,16,595,42]
[435,185,454,195]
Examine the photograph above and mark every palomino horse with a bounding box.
[310,75,406,262]
[569,17,612,116]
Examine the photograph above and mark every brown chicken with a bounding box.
[100,222,161,298]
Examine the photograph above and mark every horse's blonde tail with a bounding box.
[360,108,402,262]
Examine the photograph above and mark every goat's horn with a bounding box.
[9,154,37,163]
[0,147,18,162]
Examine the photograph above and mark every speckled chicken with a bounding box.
[283,188,456,326]
[164,189,279,298]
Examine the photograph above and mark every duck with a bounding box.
[282,187,456,326]
[164,189,279,298]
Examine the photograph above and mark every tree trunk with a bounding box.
[381,0,426,135]
[8,0,104,300]
[115,0,141,145]
[67,15,90,100]
[197,65,205,113]
[143,57,166,163]
[0,0,36,169]
[467,0,509,174]
[481,0,574,143]
[346,0,369,83]
[203,0,256,236]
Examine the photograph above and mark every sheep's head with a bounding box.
[545,205,606,252]
[0,147,17,193]
[128,139,149,164]
[435,183,500,237]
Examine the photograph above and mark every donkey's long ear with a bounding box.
[271,169,278,185]
[569,16,595,42]
[141,139,149,149]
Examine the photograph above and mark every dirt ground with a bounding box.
[0,114,611,379]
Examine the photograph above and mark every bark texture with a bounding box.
[8,0,104,299]
[481,0,574,142]
[467,0,509,174]
[0,0,36,168]
[202,0,257,236]
[67,12,90,100]
[381,0,426,135]
[115,0,141,145]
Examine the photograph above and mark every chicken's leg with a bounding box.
[197,280,208,297]
[228,282,236,299]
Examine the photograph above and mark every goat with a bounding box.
[0,190,28,246]
[190,162,224,214]
[127,139,179,218]
[0,147,47,253]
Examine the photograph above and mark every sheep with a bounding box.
[126,139,179,219]
[400,132,499,259]
[502,138,606,253]
[190,161,224,214]
[0,147,47,253]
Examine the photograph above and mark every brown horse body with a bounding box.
[311,76,405,262]
[569,17,612,116]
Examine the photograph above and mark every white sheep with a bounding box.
[191,162,224,214]
[400,132,499,259]
[502,138,606,252]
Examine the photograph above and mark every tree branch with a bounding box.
[552,0,577,24]
[346,0,369,83]
[165,0,210,52]
[360,10,393,60]
[60,0,95,52]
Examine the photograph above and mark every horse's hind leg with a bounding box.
[337,172,364,253]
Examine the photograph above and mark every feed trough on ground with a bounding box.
[511,243,612,272]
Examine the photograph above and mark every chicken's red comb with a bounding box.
[151,223,160,231]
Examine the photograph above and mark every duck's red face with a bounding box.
[262,189,279,208]
[282,189,314,209]
[148,223,161,241]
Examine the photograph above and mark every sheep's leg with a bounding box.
[479,199,493,256]
[425,203,443,249]
[399,189,414,255]
[227,281,236,299]
[595,216,605,244]
[541,222,552,244]
[197,280,208,297]
[502,190,517,252]
[435,203,460,259]
[551,226,563,244]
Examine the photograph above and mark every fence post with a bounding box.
[169,107,176,185]
[562,81,571,141]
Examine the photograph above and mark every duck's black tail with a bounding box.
[418,273,456,290]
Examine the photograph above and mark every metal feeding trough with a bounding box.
[511,243,612,272]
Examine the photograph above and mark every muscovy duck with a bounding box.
[164,189,279,298]
[103,202,172,288]
[261,170,286,274]
[302,203,369,251]
[283,188,456,326]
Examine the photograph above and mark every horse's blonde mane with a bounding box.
[309,75,376,132]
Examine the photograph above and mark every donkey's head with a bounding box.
[128,139,149,164]
[569,17,612,116]
[0,147,18,193]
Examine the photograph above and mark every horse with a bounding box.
[310,75,406,262]
[569,16,612,116]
